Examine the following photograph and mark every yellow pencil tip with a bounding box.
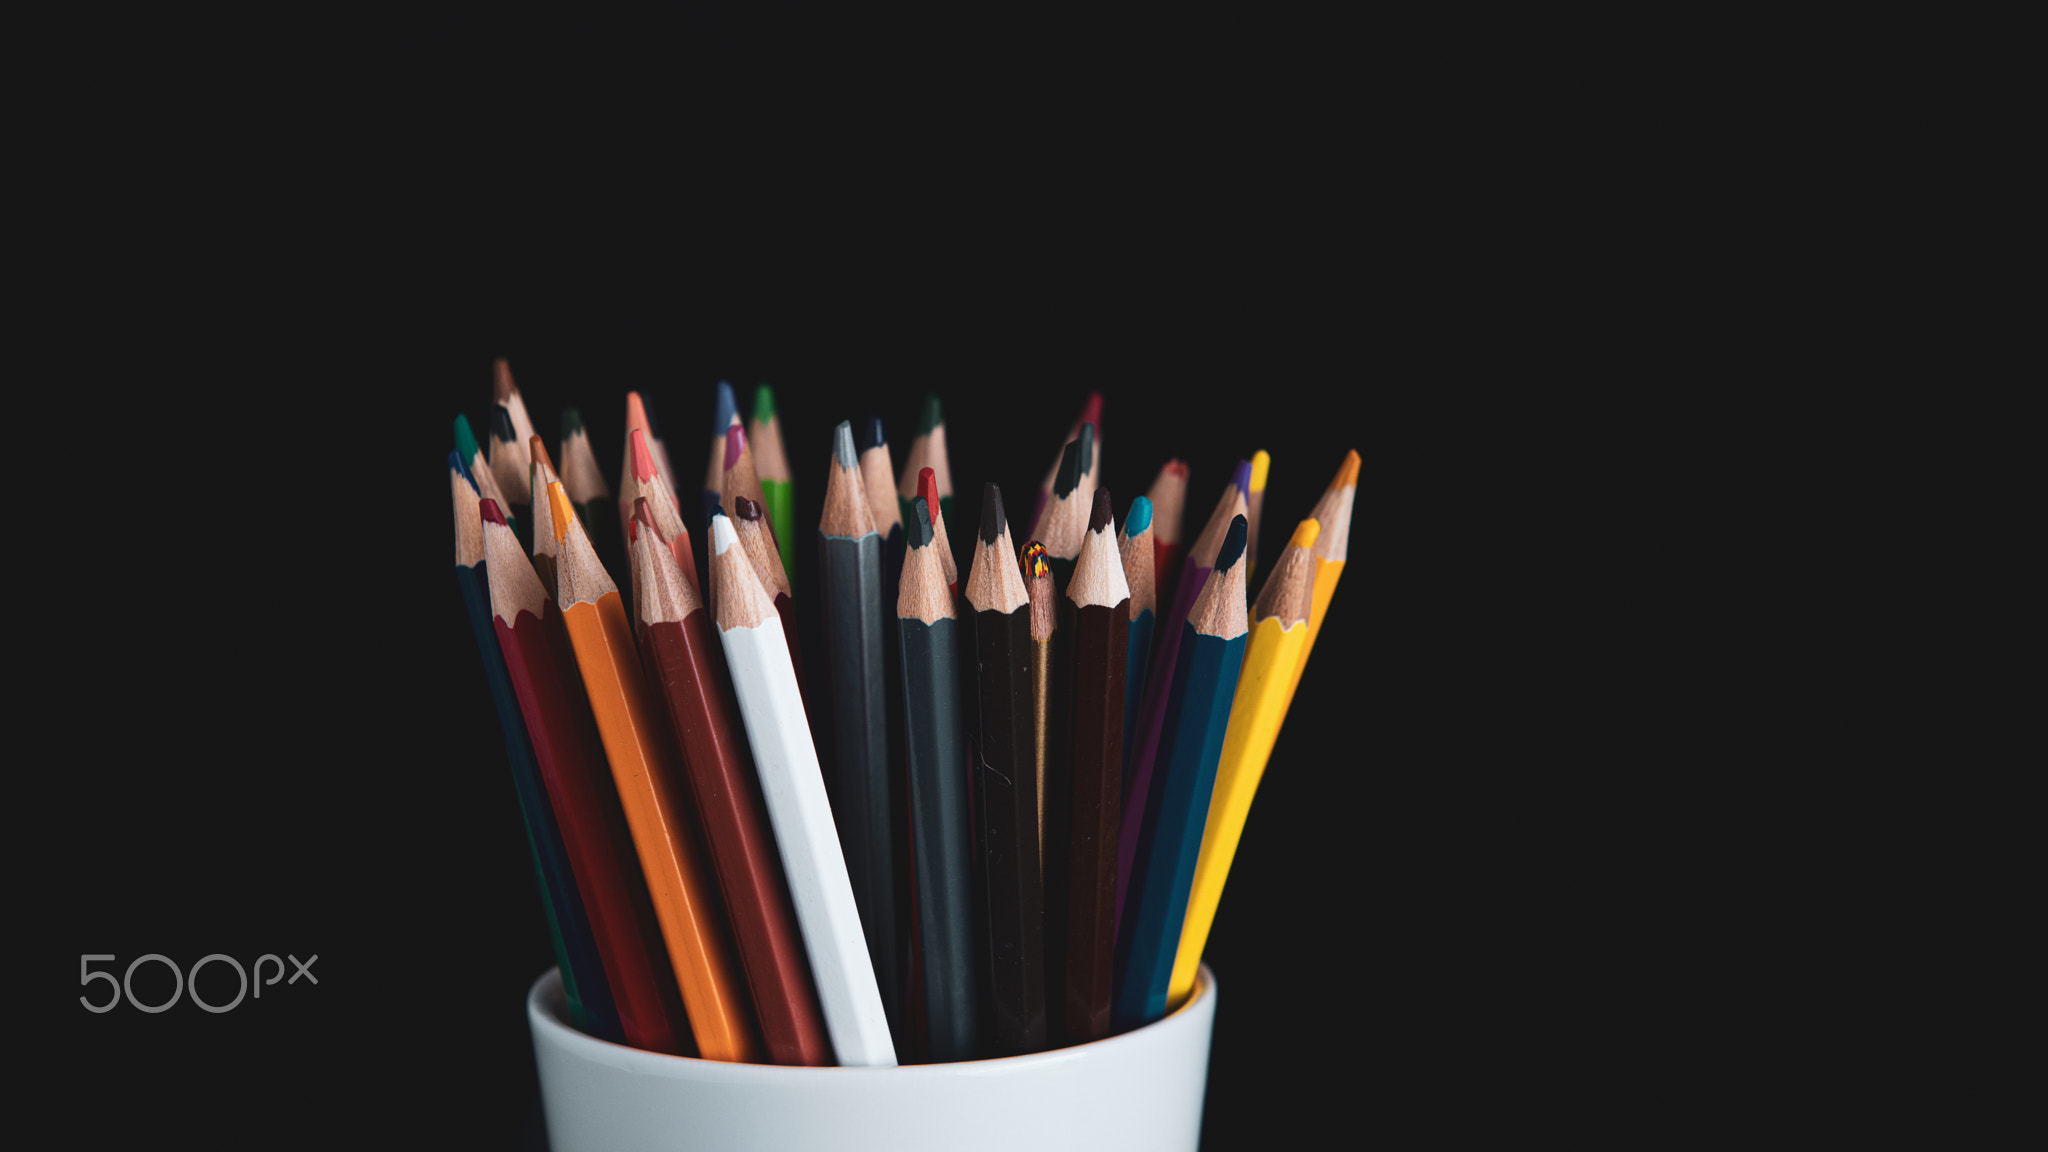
[1289,518,1321,550]
[548,482,576,544]
[1249,450,1270,491]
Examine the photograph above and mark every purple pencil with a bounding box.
[1113,459,1250,934]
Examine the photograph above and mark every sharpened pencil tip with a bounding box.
[490,404,517,444]
[1020,540,1050,579]
[493,358,514,403]
[630,427,659,481]
[1124,495,1153,535]
[1089,487,1113,533]
[713,381,737,436]
[1077,422,1095,477]
[1335,449,1360,489]
[710,512,737,554]
[752,384,777,423]
[735,494,763,521]
[480,497,508,527]
[918,468,940,524]
[561,406,585,437]
[833,420,857,467]
[979,482,1007,545]
[1078,390,1103,429]
[1249,450,1270,491]
[1216,515,1248,571]
[453,414,482,461]
[908,497,934,547]
[632,497,662,543]
[547,483,576,545]
[1232,459,1252,498]
[450,450,478,491]
[1054,438,1083,498]
[725,421,748,471]
[860,414,886,453]
[919,392,944,435]
[530,434,556,473]
[1288,519,1321,550]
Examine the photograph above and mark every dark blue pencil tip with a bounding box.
[1216,515,1248,571]
[908,497,934,547]
[713,381,737,435]
[860,414,886,453]
[449,450,478,491]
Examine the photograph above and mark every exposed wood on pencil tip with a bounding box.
[898,510,956,624]
[529,434,556,473]
[1088,487,1113,534]
[1253,520,1319,626]
[1025,558,1055,640]
[832,420,858,467]
[964,506,1028,615]
[979,482,1007,545]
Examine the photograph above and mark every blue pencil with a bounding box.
[1112,514,1250,1029]
[1118,496,1158,775]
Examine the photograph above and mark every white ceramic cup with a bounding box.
[527,965,1218,1151]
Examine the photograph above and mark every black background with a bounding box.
[29,90,1631,1145]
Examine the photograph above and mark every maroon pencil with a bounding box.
[482,497,693,1055]
[628,499,833,1066]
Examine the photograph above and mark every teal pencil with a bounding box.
[1118,496,1157,776]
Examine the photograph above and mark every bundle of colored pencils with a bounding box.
[448,366,1357,1064]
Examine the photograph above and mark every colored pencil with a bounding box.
[916,466,958,599]
[528,437,564,602]
[857,416,905,601]
[1029,425,1093,592]
[495,357,539,461]
[620,427,702,598]
[1168,516,1321,1009]
[859,414,911,996]
[547,482,761,1063]
[559,408,622,594]
[456,413,520,540]
[1062,488,1129,1042]
[452,453,620,1042]
[482,497,688,1055]
[899,495,980,1061]
[1245,449,1269,576]
[1118,496,1158,780]
[1030,390,1103,532]
[1117,461,1248,928]
[1113,514,1250,1029]
[1284,450,1358,709]
[711,511,898,1067]
[733,494,805,706]
[964,483,1045,1054]
[816,420,904,1046]
[489,403,530,510]
[619,391,678,529]
[1145,459,1188,609]
[748,384,797,590]
[895,392,954,547]
[722,420,774,550]
[703,382,738,530]
[629,499,833,1067]
[1020,539,1071,1042]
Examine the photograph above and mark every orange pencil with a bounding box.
[548,481,762,1063]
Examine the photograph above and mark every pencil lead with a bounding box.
[1288,519,1321,550]
[832,420,857,468]
[725,421,748,471]
[480,497,509,527]
[1020,540,1050,579]
[918,468,940,525]
[978,482,1007,545]
[493,358,515,404]
[548,483,576,545]
[1215,515,1248,572]
[449,449,478,491]
[489,406,515,444]
[453,413,482,461]
[1231,459,1252,498]
[736,495,763,522]
[907,497,934,547]
[1053,437,1084,498]
[561,406,586,437]
[1335,449,1360,489]
[753,383,778,423]
[1124,495,1153,535]
[1089,487,1113,534]
[860,414,886,453]
[713,381,737,437]
[1249,450,1270,493]
[1076,422,1096,478]
[1164,459,1187,478]
[710,511,737,554]
[529,433,556,473]
[919,392,944,435]
[631,427,660,482]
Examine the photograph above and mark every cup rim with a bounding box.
[528,963,1216,1078]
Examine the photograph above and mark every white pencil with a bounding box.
[710,512,898,1068]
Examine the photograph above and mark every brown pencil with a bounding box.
[1145,459,1189,609]
[1021,540,1073,1042]
[1061,488,1129,1041]
[629,499,832,1066]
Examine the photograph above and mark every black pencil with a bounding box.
[1029,423,1094,592]
[900,495,980,1061]
[817,419,904,1048]
[964,483,1045,1054]
[1061,488,1129,1041]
